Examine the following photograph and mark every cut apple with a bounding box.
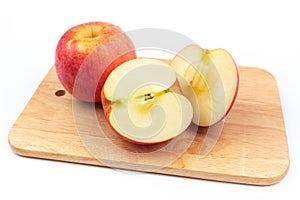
[101,58,193,145]
[170,45,239,127]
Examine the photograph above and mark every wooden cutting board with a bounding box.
[8,63,289,185]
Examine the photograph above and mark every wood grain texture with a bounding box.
[8,64,289,185]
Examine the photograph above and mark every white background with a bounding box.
[1,0,299,199]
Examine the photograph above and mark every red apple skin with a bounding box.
[55,21,136,102]
[100,88,175,145]
[223,50,239,118]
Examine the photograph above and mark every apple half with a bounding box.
[101,58,193,145]
[170,45,239,127]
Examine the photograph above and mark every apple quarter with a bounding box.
[170,45,239,127]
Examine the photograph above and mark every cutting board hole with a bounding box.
[55,90,66,97]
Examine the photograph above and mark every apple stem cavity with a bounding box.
[134,89,170,102]
[110,88,172,105]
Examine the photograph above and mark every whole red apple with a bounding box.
[55,21,136,102]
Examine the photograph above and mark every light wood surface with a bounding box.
[8,64,289,185]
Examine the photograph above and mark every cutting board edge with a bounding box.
[8,129,290,186]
